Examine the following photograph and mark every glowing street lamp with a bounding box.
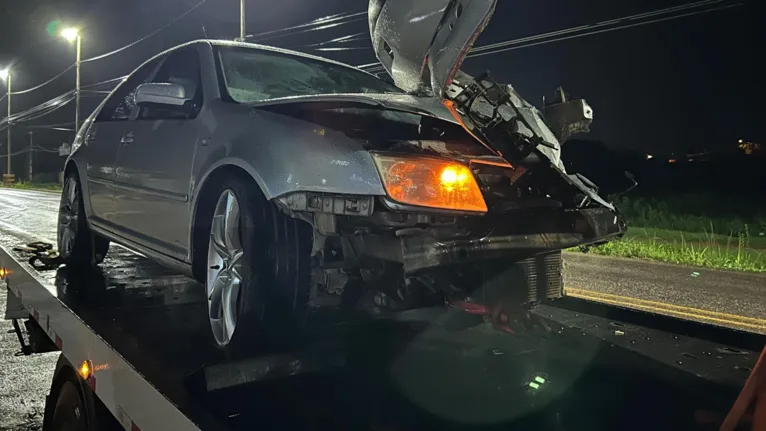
[59,27,82,131]
[60,27,79,42]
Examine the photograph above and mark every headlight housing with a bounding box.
[372,154,487,213]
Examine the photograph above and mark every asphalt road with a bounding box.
[564,252,766,333]
[0,187,764,429]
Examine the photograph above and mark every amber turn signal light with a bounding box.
[372,154,487,213]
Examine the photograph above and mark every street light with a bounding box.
[59,27,82,132]
[1,66,11,179]
[60,27,79,42]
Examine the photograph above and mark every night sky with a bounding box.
[0,0,762,156]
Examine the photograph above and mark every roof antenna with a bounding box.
[202,26,209,38]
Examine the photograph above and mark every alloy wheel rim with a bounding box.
[206,189,244,346]
[58,177,79,256]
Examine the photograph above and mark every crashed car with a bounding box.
[57,0,625,351]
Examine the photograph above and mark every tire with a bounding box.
[203,176,312,353]
[57,174,110,267]
[47,380,91,431]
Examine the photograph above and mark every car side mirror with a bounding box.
[135,83,189,107]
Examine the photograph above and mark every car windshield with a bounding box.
[217,46,403,103]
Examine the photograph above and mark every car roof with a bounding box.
[145,39,376,77]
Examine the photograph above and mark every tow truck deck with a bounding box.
[3,227,764,430]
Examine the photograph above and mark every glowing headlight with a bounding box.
[372,154,487,213]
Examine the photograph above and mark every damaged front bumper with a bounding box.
[358,206,625,273]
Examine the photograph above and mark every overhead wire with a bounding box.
[9,64,75,95]
[0,74,125,130]
[27,122,75,130]
[313,46,369,52]
[81,0,209,63]
[291,32,367,49]
[251,13,367,43]
[0,147,30,158]
[468,2,743,60]
[360,0,740,73]
[246,11,366,41]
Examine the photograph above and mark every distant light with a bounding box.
[0,68,8,82]
[645,154,653,160]
[738,139,744,143]
[668,159,677,164]
[60,27,79,42]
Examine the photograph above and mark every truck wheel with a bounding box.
[205,177,312,352]
[57,174,109,266]
[47,380,91,431]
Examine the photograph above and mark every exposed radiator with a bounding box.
[517,251,564,303]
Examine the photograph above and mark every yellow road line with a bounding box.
[566,288,766,324]
[565,287,766,331]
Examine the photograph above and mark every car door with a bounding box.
[112,46,204,259]
[85,58,161,226]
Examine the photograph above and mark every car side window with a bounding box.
[95,58,160,122]
[137,47,203,121]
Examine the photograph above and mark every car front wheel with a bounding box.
[205,177,312,352]
[57,174,109,267]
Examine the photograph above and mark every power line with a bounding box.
[82,75,127,89]
[82,0,209,63]
[0,74,125,130]
[290,32,367,49]
[471,0,737,55]
[250,12,366,43]
[247,11,365,41]
[0,0,206,101]
[10,64,75,95]
[27,122,75,130]
[0,147,30,158]
[468,2,743,60]
[313,46,369,52]
[361,0,740,73]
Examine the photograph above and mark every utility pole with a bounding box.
[239,0,246,41]
[28,131,33,182]
[75,33,82,133]
[5,72,11,179]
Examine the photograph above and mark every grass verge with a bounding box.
[581,227,766,272]
[0,182,62,192]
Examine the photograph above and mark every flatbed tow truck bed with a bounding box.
[3,231,765,430]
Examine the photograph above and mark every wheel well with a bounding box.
[43,355,119,431]
[43,356,81,430]
[191,165,261,282]
[64,161,78,179]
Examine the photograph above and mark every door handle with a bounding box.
[121,132,134,144]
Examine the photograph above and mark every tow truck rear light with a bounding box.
[79,360,93,380]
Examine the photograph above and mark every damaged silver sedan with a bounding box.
[57,0,625,351]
